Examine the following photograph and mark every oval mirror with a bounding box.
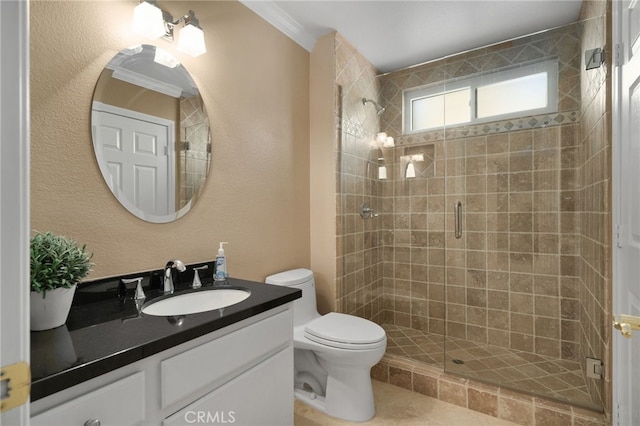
[91,44,211,223]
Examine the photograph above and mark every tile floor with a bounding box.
[383,324,596,409]
[294,379,519,426]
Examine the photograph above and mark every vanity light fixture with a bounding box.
[176,11,207,57]
[133,0,165,40]
[133,1,207,57]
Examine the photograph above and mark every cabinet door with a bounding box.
[164,347,293,426]
[31,372,145,426]
[161,309,292,408]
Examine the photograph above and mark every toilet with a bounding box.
[265,268,386,422]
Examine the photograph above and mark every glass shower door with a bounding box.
[440,19,605,411]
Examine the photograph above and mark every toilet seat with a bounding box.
[304,313,386,350]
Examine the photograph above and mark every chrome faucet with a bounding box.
[164,260,186,294]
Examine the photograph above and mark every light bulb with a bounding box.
[384,136,395,147]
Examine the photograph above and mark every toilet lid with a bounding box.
[304,313,386,347]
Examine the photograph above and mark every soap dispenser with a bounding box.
[214,242,228,282]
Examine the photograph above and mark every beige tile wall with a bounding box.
[334,33,385,322]
[577,1,611,413]
[332,1,611,419]
[377,20,585,360]
[378,124,583,359]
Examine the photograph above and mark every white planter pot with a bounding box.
[30,285,77,331]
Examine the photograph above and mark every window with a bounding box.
[403,60,558,133]
[411,88,471,130]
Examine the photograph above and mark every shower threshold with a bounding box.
[382,323,599,410]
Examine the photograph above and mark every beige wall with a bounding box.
[309,33,337,314]
[30,1,310,282]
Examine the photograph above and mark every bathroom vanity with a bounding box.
[29,271,301,425]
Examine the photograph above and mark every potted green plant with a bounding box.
[30,231,93,331]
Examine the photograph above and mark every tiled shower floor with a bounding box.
[382,323,596,408]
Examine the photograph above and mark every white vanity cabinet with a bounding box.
[31,372,146,426]
[164,348,292,426]
[30,305,294,426]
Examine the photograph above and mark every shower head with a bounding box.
[362,97,386,115]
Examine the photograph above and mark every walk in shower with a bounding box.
[337,12,608,413]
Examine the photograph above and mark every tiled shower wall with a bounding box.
[332,1,611,418]
[334,33,385,322]
[378,22,584,359]
[576,0,610,411]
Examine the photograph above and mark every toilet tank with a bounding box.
[265,268,320,327]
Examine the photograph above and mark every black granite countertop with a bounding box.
[30,263,301,401]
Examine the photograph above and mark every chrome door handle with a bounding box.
[454,201,462,239]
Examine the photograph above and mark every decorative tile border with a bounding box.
[340,116,366,138]
[395,110,579,146]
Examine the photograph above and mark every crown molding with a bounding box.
[239,1,317,51]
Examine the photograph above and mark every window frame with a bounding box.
[402,59,559,134]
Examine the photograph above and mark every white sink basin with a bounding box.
[141,288,251,317]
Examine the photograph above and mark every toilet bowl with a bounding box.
[265,268,386,422]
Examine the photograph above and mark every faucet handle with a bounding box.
[164,260,186,294]
[122,277,145,300]
[192,265,208,289]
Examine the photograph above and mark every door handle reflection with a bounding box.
[454,201,462,239]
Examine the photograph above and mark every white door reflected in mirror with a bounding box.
[91,44,211,223]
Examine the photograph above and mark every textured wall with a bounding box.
[30,1,310,282]
[310,32,338,314]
